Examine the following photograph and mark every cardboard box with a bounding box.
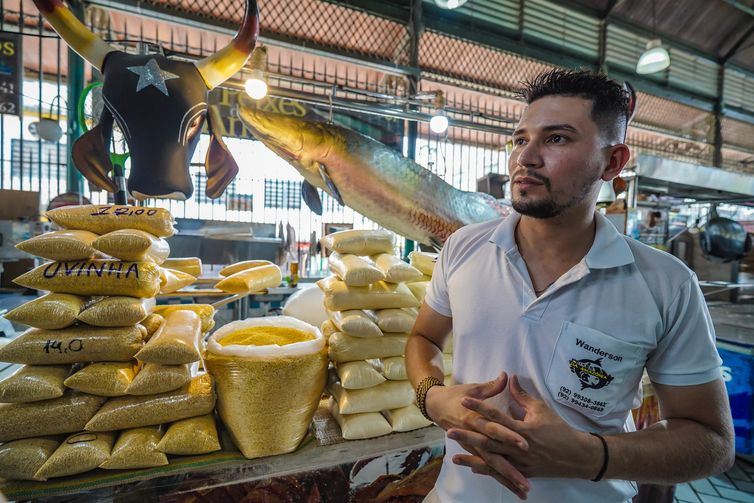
[0,190,40,220]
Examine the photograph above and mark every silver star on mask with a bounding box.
[127,58,179,96]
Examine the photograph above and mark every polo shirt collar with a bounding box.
[488,211,635,269]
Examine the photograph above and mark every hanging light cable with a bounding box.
[245,45,268,100]
[429,90,449,134]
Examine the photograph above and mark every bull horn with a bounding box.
[33,0,116,71]
[195,0,259,90]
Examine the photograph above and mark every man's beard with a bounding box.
[511,171,600,219]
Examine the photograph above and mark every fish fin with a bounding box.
[430,237,443,252]
[318,163,344,206]
[301,181,323,216]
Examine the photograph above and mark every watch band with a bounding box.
[416,376,445,421]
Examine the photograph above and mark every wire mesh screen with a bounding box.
[633,92,715,144]
[722,116,754,153]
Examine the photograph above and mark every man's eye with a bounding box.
[549,134,565,143]
[514,138,526,145]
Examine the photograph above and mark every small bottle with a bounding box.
[289,261,299,287]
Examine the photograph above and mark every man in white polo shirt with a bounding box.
[406,69,734,502]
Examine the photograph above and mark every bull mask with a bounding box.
[34,0,259,200]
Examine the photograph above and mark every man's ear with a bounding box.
[602,144,631,181]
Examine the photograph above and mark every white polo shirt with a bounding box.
[424,211,722,503]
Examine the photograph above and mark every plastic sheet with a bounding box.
[214,263,282,294]
[328,332,407,363]
[0,325,143,365]
[156,414,221,455]
[13,260,162,298]
[46,205,175,237]
[0,365,70,403]
[382,405,432,432]
[35,432,115,479]
[0,437,60,481]
[329,380,415,414]
[321,229,395,256]
[328,398,391,440]
[317,277,419,311]
[161,257,202,277]
[85,374,215,432]
[205,316,327,459]
[329,309,382,338]
[328,252,385,286]
[336,361,386,390]
[159,268,197,294]
[375,309,417,334]
[77,296,155,327]
[152,304,214,333]
[3,293,85,330]
[219,260,273,277]
[135,310,201,365]
[100,427,168,469]
[408,251,437,277]
[15,230,100,262]
[371,253,423,284]
[92,229,170,263]
[64,362,138,397]
[126,363,192,395]
[0,392,106,442]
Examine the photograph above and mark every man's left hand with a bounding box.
[450,375,603,480]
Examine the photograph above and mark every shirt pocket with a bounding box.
[545,321,646,418]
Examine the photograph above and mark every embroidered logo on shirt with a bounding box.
[569,358,614,390]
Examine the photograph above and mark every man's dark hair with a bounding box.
[518,69,630,144]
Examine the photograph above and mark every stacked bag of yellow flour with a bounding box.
[318,230,447,440]
[0,205,220,481]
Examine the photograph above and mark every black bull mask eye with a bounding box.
[72,52,238,201]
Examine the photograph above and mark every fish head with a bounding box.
[237,96,333,181]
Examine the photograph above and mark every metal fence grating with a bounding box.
[633,91,715,144]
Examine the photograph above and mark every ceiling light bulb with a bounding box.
[430,113,449,134]
[636,38,670,75]
[245,70,268,100]
[435,0,468,8]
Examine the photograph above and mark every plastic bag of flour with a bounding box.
[13,260,162,298]
[126,363,193,395]
[0,325,144,365]
[140,313,165,341]
[407,281,430,303]
[328,332,407,363]
[205,316,327,459]
[220,260,273,277]
[0,365,70,403]
[64,361,138,397]
[135,310,202,365]
[85,374,215,432]
[35,431,115,479]
[317,277,419,311]
[162,257,202,277]
[382,404,432,432]
[159,268,197,294]
[156,414,221,455]
[328,252,385,286]
[100,427,168,469]
[214,263,282,295]
[329,398,391,440]
[77,296,155,327]
[408,251,437,277]
[46,204,175,237]
[16,230,100,262]
[4,293,86,330]
[320,320,338,338]
[321,229,395,256]
[282,285,328,328]
[329,380,415,414]
[152,304,215,333]
[375,309,416,334]
[371,254,423,284]
[92,229,170,263]
[329,309,382,338]
[336,361,386,390]
[0,392,106,442]
[0,437,60,481]
[376,354,452,381]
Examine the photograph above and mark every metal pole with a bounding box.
[404,0,423,258]
[65,0,85,195]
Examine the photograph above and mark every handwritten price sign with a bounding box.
[0,33,21,116]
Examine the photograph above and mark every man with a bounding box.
[406,69,734,502]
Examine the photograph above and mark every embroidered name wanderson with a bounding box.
[575,338,623,362]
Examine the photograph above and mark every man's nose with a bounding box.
[514,141,543,169]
